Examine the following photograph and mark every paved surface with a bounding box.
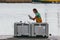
[0,36,59,40]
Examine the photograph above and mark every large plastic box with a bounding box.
[14,23,31,36]
[31,23,48,37]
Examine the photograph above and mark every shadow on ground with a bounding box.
[4,36,50,40]
[0,36,59,40]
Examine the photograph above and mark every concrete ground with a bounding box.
[0,35,59,40]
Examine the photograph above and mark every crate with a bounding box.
[14,23,31,36]
[31,23,48,37]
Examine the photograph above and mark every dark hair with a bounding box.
[33,8,38,12]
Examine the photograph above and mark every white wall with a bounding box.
[0,3,60,36]
[45,4,58,36]
[0,3,46,35]
[45,4,60,36]
[57,4,60,36]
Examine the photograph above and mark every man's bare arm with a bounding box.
[32,16,37,20]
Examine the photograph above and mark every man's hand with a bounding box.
[28,15,33,20]
[32,16,37,20]
[28,15,36,20]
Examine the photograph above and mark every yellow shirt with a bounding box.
[36,17,42,23]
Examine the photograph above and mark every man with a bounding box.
[28,8,42,23]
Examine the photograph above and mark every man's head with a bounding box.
[33,8,38,13]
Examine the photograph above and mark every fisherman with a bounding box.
[28,8,42,23]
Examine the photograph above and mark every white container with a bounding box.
[14,23,31,36]
[31,23,48,37]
